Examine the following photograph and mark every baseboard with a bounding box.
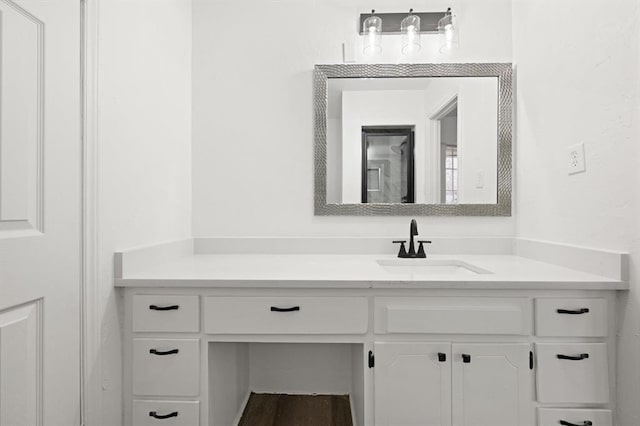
[233,391,252,426]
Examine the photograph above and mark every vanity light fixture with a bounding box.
[401,9,421,55]
[362,9,382,56]
[437,7,458,52]
[359,9,451,55]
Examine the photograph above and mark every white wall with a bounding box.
[192,0,513,238]
[512,0,640,424]
[94,1,193,424]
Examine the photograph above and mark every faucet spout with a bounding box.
[408,219,418,255]
[410,219,418,238]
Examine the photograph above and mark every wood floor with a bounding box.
[238,393,353,426]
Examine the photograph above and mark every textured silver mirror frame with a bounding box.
[314,63,513,216]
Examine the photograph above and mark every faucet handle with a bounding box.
[392,240,408,258]
[417,240,431,258]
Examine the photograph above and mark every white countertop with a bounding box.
[114,253,628,290]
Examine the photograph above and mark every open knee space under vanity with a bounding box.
[209,342,364,425]
[122,287,620,426]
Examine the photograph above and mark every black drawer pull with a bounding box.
[462,354,471,363]
[557,353,589,361]
[149,305,180,311]
[438,352,446,362]
[557,308,590,315]
[270,306,300,312]
[560,421,592,426]
[149,411,179,420]
[149,349,179,356]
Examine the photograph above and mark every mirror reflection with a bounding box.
[326,77,498,205]
[362,126,415,203]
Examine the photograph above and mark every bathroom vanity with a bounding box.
[116,238,627,426]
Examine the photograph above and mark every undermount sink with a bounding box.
[376,259,493,275]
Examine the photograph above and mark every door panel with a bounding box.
[0,0,46,231]
[452,343,531,426]
[374,342,452,426]
[0,302,40,426]
[0,0,81,424]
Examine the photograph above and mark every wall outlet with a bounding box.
[567,143,586,175]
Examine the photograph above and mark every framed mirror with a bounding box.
[314,63,513,216]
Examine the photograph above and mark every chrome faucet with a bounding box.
[393,219,431,258]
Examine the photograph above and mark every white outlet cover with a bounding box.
[342,42,356,63]
[475,170,485,188]
[567,143,586,175]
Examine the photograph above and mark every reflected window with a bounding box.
[444,146,458,204]
[361,127,415,203]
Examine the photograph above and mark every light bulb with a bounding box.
[438,8,458,53]
[363,10,382,56]
[401,11,421,55]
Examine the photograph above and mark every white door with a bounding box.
[0,0,82,425]
[374,342,452,426]
[452,343,532,426]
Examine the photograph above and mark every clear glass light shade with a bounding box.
[401,14,421,55]
[363,15,382,56]
[437,11,458,53]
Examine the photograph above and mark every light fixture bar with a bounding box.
[358,11,448,35]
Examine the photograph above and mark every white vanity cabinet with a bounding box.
[373,297,533,426]
[126,294,202,426]
[374,342,452,426]
[451,343,532,426]
[374,342,531,426]
[122,288,618,426]
[533,297,613,425]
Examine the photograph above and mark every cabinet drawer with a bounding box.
[203,297,368,334]
[536,343,609,404]
[133,339,200,397]
[375,297,531,335]
[133,400,199,426]
[535,298,607,337]
[538,408,612,426]
[133,295,199,333]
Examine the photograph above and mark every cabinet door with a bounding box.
[374,342,452,426]
[452,343,532,426]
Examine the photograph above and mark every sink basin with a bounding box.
[376,259,493,276]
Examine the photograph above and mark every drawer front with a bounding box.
[133,339,200,397]
[133,400,199,426]
[133,295,200,333]
[538,408,612,426]
[535,298,607,337]
[203,297,368,334]
[536,343,609,404]
[375,297,531,335]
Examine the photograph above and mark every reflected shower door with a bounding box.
[361,127,415,203]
